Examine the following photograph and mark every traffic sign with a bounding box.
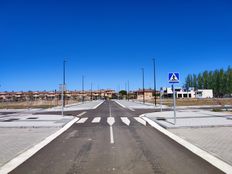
[168,72,180,83]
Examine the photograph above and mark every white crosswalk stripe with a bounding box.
[121,117,130,126]
[75,117,146,126]
[76,117,88,124]
[134,117,146,126]
[92,117,101,123]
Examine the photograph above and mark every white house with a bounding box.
[195,89,213,98]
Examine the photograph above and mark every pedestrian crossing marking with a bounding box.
[134,117,146,126]
[121,117,130,126]
[75,117,147,126]
[76,117,88,124]
[92,117,101,123]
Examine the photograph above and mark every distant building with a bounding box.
[162,87,213,99]
[195,89,213,98]
[135,89,154,100]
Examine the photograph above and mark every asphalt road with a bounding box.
[10,100,223,174]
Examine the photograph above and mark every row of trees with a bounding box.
[184,66,232,97]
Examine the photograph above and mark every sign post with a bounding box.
[168,72,180,125]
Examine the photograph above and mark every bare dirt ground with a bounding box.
[0,100,79,109]
[147,98,232,107]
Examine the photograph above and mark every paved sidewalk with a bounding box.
[146,110,232,128]
[171,127,232,165]
[115,100,166,109]
[0,128,58,167]
[42,100,103,112]
[144,110,232,166]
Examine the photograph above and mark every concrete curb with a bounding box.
[114,100,126,108]
[92,101,104,109]
[0,117,80,174]
[141,115,232,174]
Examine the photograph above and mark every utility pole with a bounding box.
[153,58,157,106]
[142,68,145,104]
[82,75,84,103]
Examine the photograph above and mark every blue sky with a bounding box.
[1,0,232,91]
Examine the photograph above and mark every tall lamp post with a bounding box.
[153,58,157,106]
[62,59,66,116]
[142,68,145,104]
[91,82,93,101]
[127,80,129,101]
[82,75,84,103]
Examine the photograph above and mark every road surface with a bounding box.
[10,100,223,174]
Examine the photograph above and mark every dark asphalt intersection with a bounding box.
[10,100,223,174]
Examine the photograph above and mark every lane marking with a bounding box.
[77,111,86,117]
[92,117,101,123]
[76,117,88,123]
[134,117,146,126]
[142,116,232,174]
[92,101,104,109]
[0,117,79,174]
[107,117,115,126]
[121,117,130,126]
[108,102,115,144]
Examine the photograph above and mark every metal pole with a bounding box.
[173,84,176,125]
[61,85,64,116]
[142,68,145,104]
[82,75,84,103]
[63,60,66,107]
[160,87,163,112]
[127,80,129,101]
[153,58,157,106]
[91,82,93,101]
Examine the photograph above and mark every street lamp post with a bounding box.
[91,82,93,101]
[82,75,84,103]
[127,80,129,101]
[61,59,66,116]
[153,58,157,106]
[142,68,145,104]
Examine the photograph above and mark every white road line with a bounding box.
[92,117,101,123]
[142,116,232,174]
[77,111,86,117]
[0,117,79,174]
[134,117,146,126]
[76,117,88,123]
[121,117,130,126]
[108,102,115,144]
[110,126,114,144]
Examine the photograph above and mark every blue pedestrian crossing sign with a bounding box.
[168,72,180,83]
